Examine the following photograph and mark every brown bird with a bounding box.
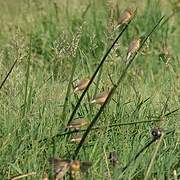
[49,158,70,180]
[70,160,81,172]
[74,78,90,93]
[117,8,134,27]
[91,90,109,105]
[70,135,82,143]
[70,160,92,177]
[49,157,92,179]
[126,37,141,61]
[65,118,89,129]
[41,172,48,180]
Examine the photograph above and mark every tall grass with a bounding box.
[0,0,179,179]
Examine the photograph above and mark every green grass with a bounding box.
[0,0,179,179]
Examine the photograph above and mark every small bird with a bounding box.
[109,151,118,167]
[91,90,109,105]
[126,37,141,62]
[49,157,92,179]
[151,127,163,140]
[70,160,92,177]
[70,160,92,176]
[74,78,90,93]
[70,135,82,143]
[70,160,81,172]
[49,158,70,180]
[65,118,89,129]
[41,172,48,180]
[117,8,134,27]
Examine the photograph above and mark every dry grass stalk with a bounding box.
[11,172,36,180]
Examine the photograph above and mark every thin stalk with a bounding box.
[61,58,77,122]
[160,8,180,28]
[146,107,180,119]
[121,139,156,173]
[121,131,172,175]
[144,132,164,180]
[22,105,177,153]
[11,172,36,180]
[72,16,165,159]
[0,58,18,90]
[65,20,133,130]
[54,119,165,138]
[22,37,31,117]
[13,108,176,161]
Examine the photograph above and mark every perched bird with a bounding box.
[65,118,89,129]
[70,135,82,143]
[151,127,163,140]
[70,160,81,172]
[109,151,118,167]
[70,160,92,177]
[126,37,141,62]
[49,158,70,180]
[117,8,134,27]
[41,172,48,180]
[74,78,90,93]
[91,90,109,105]
[49,157,92,179]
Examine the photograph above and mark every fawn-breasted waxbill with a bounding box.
[74,78,90,92]
[117,8,134,27]
[91,90,109,105]
[126,37,141,62]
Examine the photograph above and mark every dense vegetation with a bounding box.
[0,0,179,179]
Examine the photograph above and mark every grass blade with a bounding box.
[72,16,165,159]
[144,132,164,180]
[65,20,133,130]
